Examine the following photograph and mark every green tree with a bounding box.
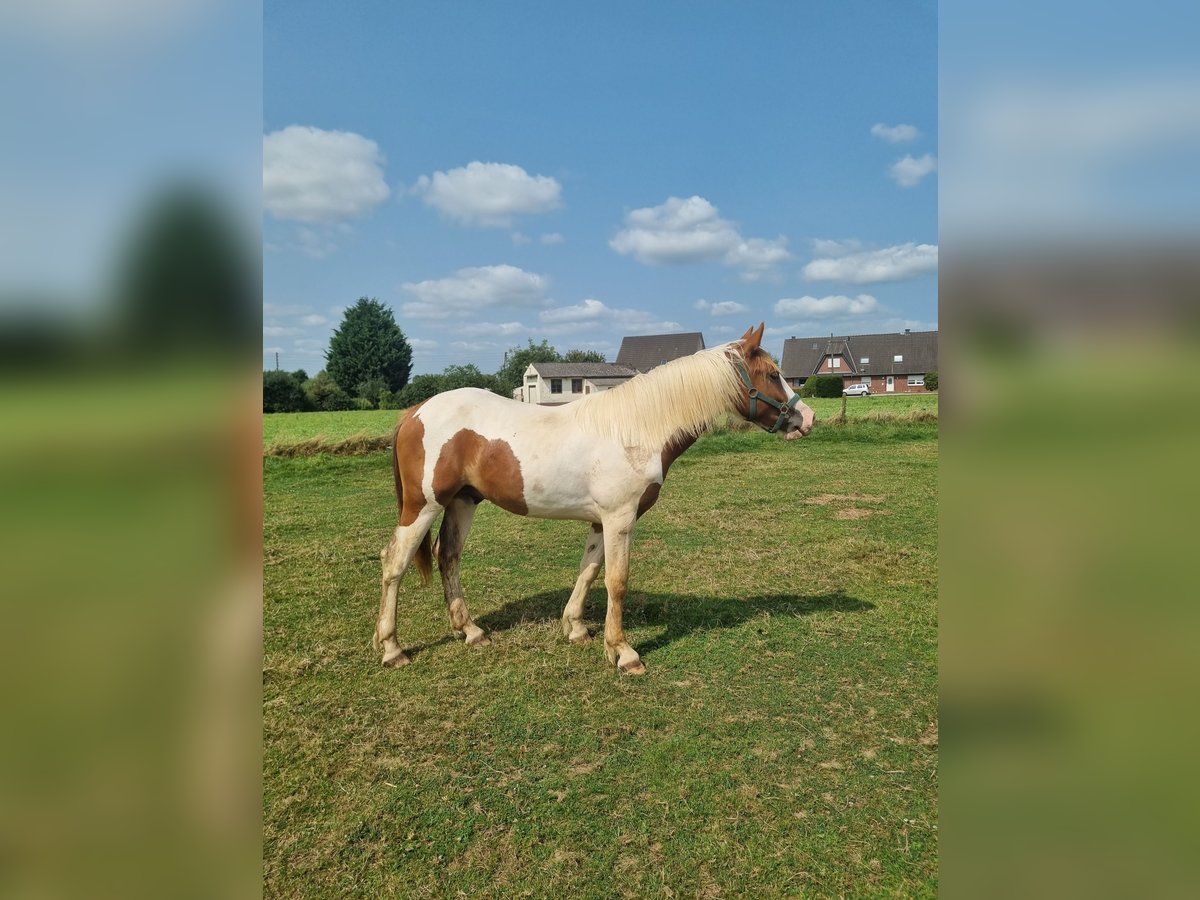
[395,373,446,408]
[923,371,938,391]
[303,370,354,411]
[263,370,309,413]
[355,376,389,409]
[495,338,561,396]
[441,363,502,394]
[114,184,256,356]
[325,298,413,397]
[562,349,606,363]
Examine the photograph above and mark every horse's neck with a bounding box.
[662,431,699,468]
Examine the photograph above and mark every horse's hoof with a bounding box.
[619,659,647,676]
[382,648,411,668]
[465,633,491,648]
[569,629,593,645]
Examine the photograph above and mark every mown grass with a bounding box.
[264,423,937,897]
[263,393,937,453]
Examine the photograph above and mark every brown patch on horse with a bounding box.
[433,429,529,515]
[392,404,432,584]
[637,433,698,517]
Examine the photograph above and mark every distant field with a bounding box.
[264,422,938,896]
[263,392,938,451]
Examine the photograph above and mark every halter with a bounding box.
[734,358,802,434]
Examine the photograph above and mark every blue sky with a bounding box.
[264,0,937,374]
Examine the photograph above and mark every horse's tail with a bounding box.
[392,411,432,587]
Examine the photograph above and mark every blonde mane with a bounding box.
[569,343,743,447]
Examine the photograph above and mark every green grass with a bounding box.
[264,425,938,897]
[263,408,401,449]
[262,393,937,451]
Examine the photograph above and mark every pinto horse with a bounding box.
[374,323,814,675]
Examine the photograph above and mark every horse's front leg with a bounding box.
[601,511,645,675]
[562,523,604,644]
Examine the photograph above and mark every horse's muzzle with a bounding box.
[784,404,815,441]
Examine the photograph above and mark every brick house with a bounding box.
[513,361,637,405]
[781,329,938,394]
[615,332,705,373]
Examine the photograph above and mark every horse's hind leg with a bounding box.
[562,524,604,644]
[438,496,490,647]
[377,503,440,667]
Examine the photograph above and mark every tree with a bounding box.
[113,184,257,356]
[495,338,561,396]
[394,373,446,408]
[441,363,502,394]
[325,298,413,397]
[562,349,606,363]
[923,371,938,391]
[303,370,354,411]
[263,370,309,413]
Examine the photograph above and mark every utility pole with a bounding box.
[275,352,280,371]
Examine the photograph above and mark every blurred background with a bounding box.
[0,1,261,897]
[941,0,1200,896]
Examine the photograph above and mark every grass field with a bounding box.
[263,414,938,896]
[262,392,937,452]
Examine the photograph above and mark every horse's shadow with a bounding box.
[474,588,872,658]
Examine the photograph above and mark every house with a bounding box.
[615,332,705,373]
[514,361,637,405]
[780,329,938,394]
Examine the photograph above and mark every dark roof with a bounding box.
[529,362,636,378]
[615,332,705,372]
[781,330,938,378]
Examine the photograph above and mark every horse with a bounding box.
[374,322,814,675]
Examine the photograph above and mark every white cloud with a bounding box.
[538,299,681,335]
[458,321,529,337]
[694,299,749,316]
[804,242,938,284]
[510,231,532,245]
[609,196,791,276]
[810,238,864,258]
[408,338,439,349]
[263,126,391,222]
[889,153,938,187]
[263,325,301,338]
[774,294,879,317]
[541,298,609,323]
[540,232,565,245]
[412,161,562,227]
[300,314,328,326]
[871,123,920,143]
[400,264,550,319]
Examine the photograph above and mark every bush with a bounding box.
[303,370,354,411]
[804,374,844,398]
[394,373,446,408]
[923,371,938,391]
[355,376,389,409]
[263,369,310,413]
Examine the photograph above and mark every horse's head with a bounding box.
[729,323,815,440]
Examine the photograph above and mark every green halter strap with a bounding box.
[734,360,802,434]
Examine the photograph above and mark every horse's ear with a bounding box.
[742,322,764,352]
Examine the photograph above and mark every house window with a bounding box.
[861,376,871,384]
[908,374,925,386]
[860,357,869,364]
[550,378,562,394]
[571,378,583,393]
[894,354,903,363]
[831,357,841,369]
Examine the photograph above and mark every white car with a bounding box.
[843,383,871,396]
